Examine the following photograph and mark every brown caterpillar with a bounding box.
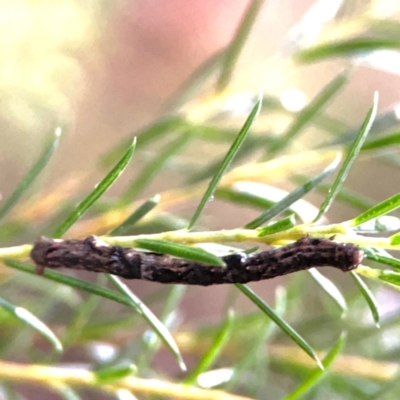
[30,236,363,286]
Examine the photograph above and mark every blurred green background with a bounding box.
[1,1,400,399]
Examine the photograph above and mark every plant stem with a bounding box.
[0,360,253,400]
[0,224,398,263]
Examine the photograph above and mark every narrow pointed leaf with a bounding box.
[188,94,262,229]
[107,274,186,371]
[145,285,186,350]
[161,285,187,321]
[362,131,400,151]
[392,232,400,245]
[62,276,105,347]
[375,270,400,288]
[257,214,296,237]
[0,296,63,353]
[53,140,136,238]
[5,259,186,371]
[284,332,347,400]
[364,249,400,270]
[141,285,187,368]
[308,269,347,315]
[53,385,82,400]
[134,239,225,267]
[268,286,288,336]
[94,361,137,382]
[236,283,323,369]
[355,216,400,233]
[315,92,378,221]
[0,127,61,221]
[128,212,188,234]
[351,192,400,228]
[293,177,375,212]
[184,309,234,385]
[99,116,184,169]
[351,271,379,326]
[120,133,191,204]
[268,72,348,155]
[215,187,278,209]
[187,138,262,184]
[167,50,225,110]
[109,195,160,235]
[243,246,259,254]
[5,260,140,308]
[296,37,400,64]
[216,0,265,91]
[245,154,341,229]
[226,287,287,391]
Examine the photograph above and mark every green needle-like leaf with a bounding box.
[107,274,186,371]
[188,93,262,229]
[351,272,380,327]
[5,259,186,371]
[53,140,136,238]
[284,332,347,400]
[362,131,400,151]
[257,214,296,237]
[267,72,348,156]
[391,232,400,246]
[94,361,137,383]
[296,37,400,64]
[5,260,140,308]
[245,154,341,229]
[356,216,400,233]
[99,116,184,169]
[120,133,192,204]
[134,239,225,267]
[215,187,278,210]
[187,138,262,185]
[166,50,225,110]
[292,177,375,212]
[0,296,63,353]
[308,269,347,316]
[141,285,186,364]
[53,385,82,400]
[216,0,265,91]
[364,249,400,270]
[62,281,103,348]
[373,270,400,289]
[226,287,287,392]
[315,92,378,221]
[0,127,61,221]
[236,283,323,369]
[351,192,400,228]
[109,194,160,235]
[184,309,234,385]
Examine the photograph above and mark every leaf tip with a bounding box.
[316,357,325,371]
[179,358,188,372]
[54,341,64,353]
[152,194,161,202]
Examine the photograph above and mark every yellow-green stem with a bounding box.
[0,360,252,400]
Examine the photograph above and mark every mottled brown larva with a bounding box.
[30,236,364,286]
